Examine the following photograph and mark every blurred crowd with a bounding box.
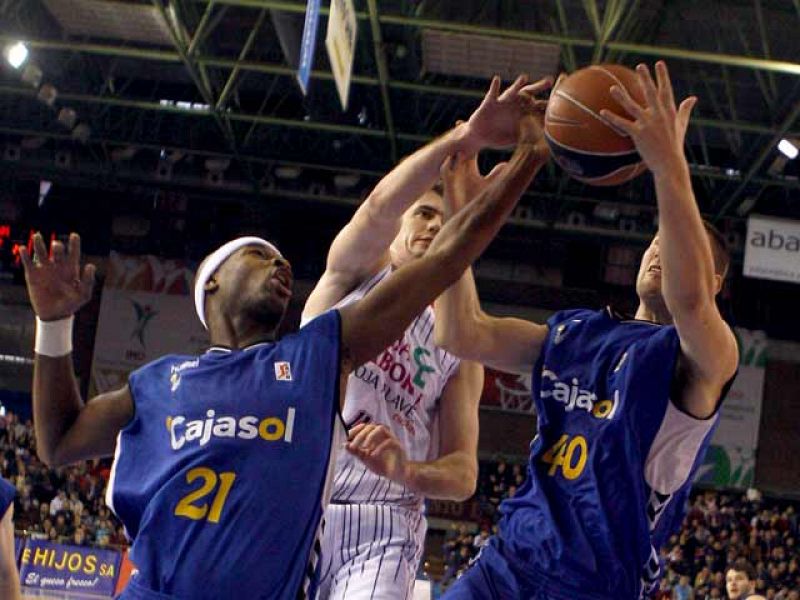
[441,459,799,599]
[0,411,125,548]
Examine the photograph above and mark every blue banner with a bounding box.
[19,539,121,597]
[297,0,322,94]
[14,536,22,564]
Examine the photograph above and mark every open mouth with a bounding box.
[271,268,293,296]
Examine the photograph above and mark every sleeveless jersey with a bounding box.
[107,311,344,600]
[497,307,723,599]
[330,266,460,510]
[0,478,14,516]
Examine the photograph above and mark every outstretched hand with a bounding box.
[440,154,509,216]
[599,61,696,176]
[463,75,554,153]
[20,232,96,321]
[346,423,409,484]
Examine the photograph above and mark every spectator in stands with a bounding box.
[727,559,767,600]
[674,575,695,600]
[438,459,799,598]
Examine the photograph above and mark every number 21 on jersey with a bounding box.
[174,467,236,523]
[541,434,588,480]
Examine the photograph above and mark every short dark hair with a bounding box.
[727,558,757,581]
[702,220,731,279]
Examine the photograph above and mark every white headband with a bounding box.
[194,236,282,329]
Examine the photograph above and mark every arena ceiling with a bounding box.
[0,0,799,245]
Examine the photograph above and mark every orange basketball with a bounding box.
[544,64,647,186]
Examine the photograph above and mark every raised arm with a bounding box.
[602,61,738,418]
[339,97,551,369]
[21,233,133,467]
[303,75,539,321]
[433,155,548,375]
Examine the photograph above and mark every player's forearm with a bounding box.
[343,143,544,367]
[433,267,482,354]
[404,452,478,501]
[33,355,84,467]
[653,159,716,314]
[367,124,473,221]
[429,144,545,274]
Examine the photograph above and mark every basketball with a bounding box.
[545,64,648,186]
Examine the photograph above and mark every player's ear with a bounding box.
[204,276,219,295]
[712,273,723,296]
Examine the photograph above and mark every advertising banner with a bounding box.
[696,328,767,489]
[325,0,358,110]
[19,539,121,596]
[744,214,800,284]
[90,252,208,395]
[297,0,322,94]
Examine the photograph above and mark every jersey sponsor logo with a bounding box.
[540,368,619,419]
[274,361,293,381]
[166,408,296,449]
[170,359,199,392]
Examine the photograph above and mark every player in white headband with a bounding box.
[20,104,549,599]
[193,236,283,329]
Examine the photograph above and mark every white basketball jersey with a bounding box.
[331,266,460,510]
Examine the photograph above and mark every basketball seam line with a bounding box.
[588,65,629,96]
[554,89,631,139]
[544,130,641,157]
[545,114,584,126]
[572,163,646,183]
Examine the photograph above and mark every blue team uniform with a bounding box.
[0,478,14,516]
[107,311,343,600]
[445,307,728,600]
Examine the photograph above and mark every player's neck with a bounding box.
[208,316,280,349]
[634,302,672,325]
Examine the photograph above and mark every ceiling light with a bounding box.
[5,42,28,69]
[778,138,798,160]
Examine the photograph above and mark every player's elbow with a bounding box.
[36,446,68,469]
[36,451,60,469]
[445,457,478,502]
[452,468,478,502]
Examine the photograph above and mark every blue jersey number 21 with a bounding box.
[174,467,236,523]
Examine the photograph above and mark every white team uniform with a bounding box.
[311,266,461,599]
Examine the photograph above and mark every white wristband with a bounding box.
[35,316,74,357]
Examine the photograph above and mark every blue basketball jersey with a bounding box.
[497,307,721,599]
[107,310,344,600]
[0,478,15,516]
